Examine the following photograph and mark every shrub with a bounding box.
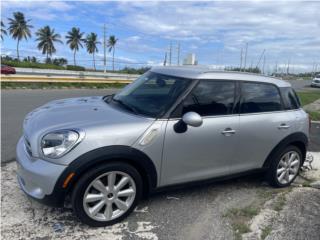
[1,60,65,70]
[1,58,85,71]
[66,65,85,71]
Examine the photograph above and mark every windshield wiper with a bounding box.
[112,97,139,115]
[103,94,115,103]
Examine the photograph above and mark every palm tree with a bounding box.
[7,12,33,60]
[66,27,84,66]
[35,26,63,62]
[108,35,118,71]
[1,21,7,40]
[85,32,100,70]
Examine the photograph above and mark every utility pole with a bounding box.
[286,59,290,75]
[240,47,243,71]
[163,52,167,66]
[169,41,172,66]
[103,24,107,73]
[244,43,248,71]
[262,55,266,75]
[177,42,180,66]
[256,49,265,69]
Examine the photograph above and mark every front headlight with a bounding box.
[41,130,84,158]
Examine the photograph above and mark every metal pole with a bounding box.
[240,48,243,71]
[177,42,180,66]
[244,43,248,71]
[169,41,172,66]
[103,24,107,73]
[256,49,265,69]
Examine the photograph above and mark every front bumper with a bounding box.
[16,137,67,205]
[311,82,320,87]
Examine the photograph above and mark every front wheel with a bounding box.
[266,145,302,187]
[71,162,142,227]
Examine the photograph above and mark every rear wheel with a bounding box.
[71,162,142,226]
[267,145,302,187]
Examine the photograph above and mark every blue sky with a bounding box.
[1,0,320,73]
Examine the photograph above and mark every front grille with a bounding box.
[24,136,32,156]
[315,80,320,83]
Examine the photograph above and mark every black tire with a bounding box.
[266,145,302,188]
[71,162,143,227]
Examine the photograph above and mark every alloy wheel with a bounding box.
[276,151,300,185]
[83,171,136,221]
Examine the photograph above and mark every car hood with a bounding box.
[23,96,154,159]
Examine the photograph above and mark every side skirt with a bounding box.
[151,168,268,195]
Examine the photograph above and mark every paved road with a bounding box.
[1,89,117,163]
[1,89,319,163]
[287,80,312,90]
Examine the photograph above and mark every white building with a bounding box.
[183,53,198,65]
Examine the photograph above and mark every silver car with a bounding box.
[16,66,309,226]
[311,74,320,87]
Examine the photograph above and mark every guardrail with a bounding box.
[14,67,140,80]
[0,74,134,84]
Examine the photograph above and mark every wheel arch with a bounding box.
[262,132,308,169]
[52,145,158,206]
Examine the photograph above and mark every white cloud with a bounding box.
[116,1,320,70]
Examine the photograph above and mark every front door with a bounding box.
[160,80,240,186]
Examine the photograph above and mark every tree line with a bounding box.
[1,12,118,71]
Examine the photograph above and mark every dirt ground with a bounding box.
[1,152,319,240]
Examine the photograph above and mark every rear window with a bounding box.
[240,82,282,114]
[280,87,301,110]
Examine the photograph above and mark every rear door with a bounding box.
[230,82,296,174]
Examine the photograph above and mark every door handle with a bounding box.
[221,128,236,135]
[278,123,290,129]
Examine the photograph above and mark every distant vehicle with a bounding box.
[311,74,320,88]
[1,65,16,74]
[17,66,309,226]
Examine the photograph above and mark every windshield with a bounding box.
[111,71,192,118]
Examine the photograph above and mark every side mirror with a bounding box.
[182,112,203,127]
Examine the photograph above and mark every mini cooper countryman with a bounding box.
[17,66,309,226]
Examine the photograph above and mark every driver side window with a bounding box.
[182,80,236,116]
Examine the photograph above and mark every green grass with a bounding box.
[1,81,127,89]
[272,194,287,212]
[233,222,251,240]
[224,205,259,240]
[296,91,320,121]
[224,206,259,219]
[297,91,320,106]
[307,111,320,121]
[261,226,272,240]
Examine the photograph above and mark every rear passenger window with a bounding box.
[280,87,300,110]
[182,80,235,116]
[240,82,282,113]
